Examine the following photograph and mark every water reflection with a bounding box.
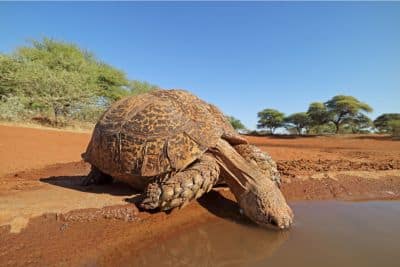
[133,221,289,267]
[108,201,400,267]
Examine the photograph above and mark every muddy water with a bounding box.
[129,201,400,267]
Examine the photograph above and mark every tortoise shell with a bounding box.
[83,89,247,188]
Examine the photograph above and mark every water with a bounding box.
[129,201,400,267]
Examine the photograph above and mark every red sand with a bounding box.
[0,125,90,177]
[0,125,399,266]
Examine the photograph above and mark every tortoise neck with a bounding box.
[211,139,267,199]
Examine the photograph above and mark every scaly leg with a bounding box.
[140,153,220,210]
[234,144,281,187]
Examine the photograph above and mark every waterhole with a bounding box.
[125,201,400,267]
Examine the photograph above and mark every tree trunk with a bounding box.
[53,104,61,126]
[335,122,340,134]
[53,107,58,126]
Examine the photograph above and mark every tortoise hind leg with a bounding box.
[140,153,220,210]
[82,166,113,186]
[234,144,281,187]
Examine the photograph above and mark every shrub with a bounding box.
[0,96,31,121]
[388,120,400,138]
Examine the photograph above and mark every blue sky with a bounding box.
[1,1,399,129]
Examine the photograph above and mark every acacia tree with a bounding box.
[342,113,373,133]
[1,38,161,125]
[257,108,285,134]
[0,38,136,124]
[284,112,311,135]
[324,95,372,133]
[388,120,400,138]
[14,38,129,103]
[14,62,95,124]
[227,116,246,131]
[373,113,400,133]
[306,102,334,134]
[307,102,331,125]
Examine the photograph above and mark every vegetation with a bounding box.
[284,112,311,135]
[374,114,400,138]
[373,113,400,133]
[308,123,337,135]
[341,113,373,134]
[307,102,331,126]
[256,95,393,136]
[305,102,334,134]
[324,95,373,133]
[0,38,397,136]
[227,116,246,131]
[388,120,400,138]
[0,38,158,126]
[257,109,285,134]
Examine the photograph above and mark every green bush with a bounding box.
[0,38,159,128]
[374,114,400,133]
[0,96,31,121]
[71,105,106,123]
[388,120,400,138]
[226,116,246,130]
[308,123,336,135]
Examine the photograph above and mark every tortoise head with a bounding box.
[212,139,293,229]
[238,183,293,229]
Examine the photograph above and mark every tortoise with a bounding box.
[82,89,293,229]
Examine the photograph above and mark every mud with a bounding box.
[0,125,400,266]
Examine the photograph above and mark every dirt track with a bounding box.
[1,125,400,266]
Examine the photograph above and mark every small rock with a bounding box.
[59,223,68,232]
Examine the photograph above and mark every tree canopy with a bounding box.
[307,102,331,126]
[388,120,400,138]
[0,38,158,125]
[284,112,311,135]
[257,108,285,134]
[342,113,373,133]
[12,38,128,102]
[373,113,400,133]
[324,95,372,133]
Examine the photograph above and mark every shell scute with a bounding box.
[119,134,145,175]
[141,138,171,176]
[167,133,205,171]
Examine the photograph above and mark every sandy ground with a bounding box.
[0,125,90,177]
[0,124,400,266]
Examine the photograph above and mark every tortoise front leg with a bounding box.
[82,165,113,186]
[140,153,220,210]
[233,144,281,187]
